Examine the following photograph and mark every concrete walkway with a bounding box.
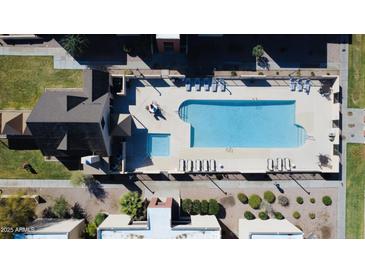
[0,42,87,69]
[338,35,349,239]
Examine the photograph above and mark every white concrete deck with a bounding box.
[125,77,340,174]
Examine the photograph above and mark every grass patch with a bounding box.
[0,143,71,179]
[346,144,365,238]
[0,56,82,109]
[0,56,82,178]
[348,35,365,108]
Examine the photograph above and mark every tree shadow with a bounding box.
[86,179,108,202]
[71,202,87,220]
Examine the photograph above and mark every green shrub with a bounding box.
[274,212,284,220]
[296,196,304,205]
[309,213,316,219]
[310,198,316,204]
[85,222,97,238]
[182,199,193,214]
[252,44,264,58]
[293,211,301,219]
[244,211,256,220]
[264,191,276,203]
[278,195,289,207]
[119,192,143,217]
[94,212,108,227]
[237,193,248,204]
[322,196,332,206]
[200,200,209,215]
[258,211,269,220]
[52,196,71,219]
[248,194,262,209]
[208,199,220,215]
[191,200,201,215]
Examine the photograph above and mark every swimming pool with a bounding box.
[147,133,170,156]
[178,100,306,148]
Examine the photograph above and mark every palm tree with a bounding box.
[252,44,264,59]
[60,35,88,57]
[119,192,143,218]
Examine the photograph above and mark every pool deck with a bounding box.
[122,76,340,174]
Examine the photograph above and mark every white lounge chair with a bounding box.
[304,79,311,94]
[218,79,226,92]
[267,159,274,171]
[185,78,191,91]
[209,159,216,171]
[297,79,303,92]
[194,160,202,172]
[193,78,201,91]
[290,78,296,91]
[203,160,209,172]
[179,159,185,172]
[284,158,291,171]
[186,160,193,172]
[204,78,210,91]
[210,79,217,92]
[276,158,283,172]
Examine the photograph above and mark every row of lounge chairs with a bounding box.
[179,159,216,172]
[267,158,292,172]
[290,78,311,94]
[185,78,226,92]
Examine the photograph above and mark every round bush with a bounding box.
[244,211,256,220]
[278,195,290,207]
[264,191,276,204]
[310,198,316,204]
[322,196,332,206]
[200,200,209,215]
[248,194,262,209]
[309,213,316,219]
[296,196,304,205]
[258,211,269,220]
[237,193,248,204]
[208,199,220,215]
[292,211,301,219]
[182,199,192,214]
[274,212,284,220]
[191,200,201,215]
[94,212,108,227]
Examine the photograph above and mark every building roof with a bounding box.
[156,34,180,40]
[238,219,304,239]
[19,219,84,235]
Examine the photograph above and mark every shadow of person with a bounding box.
[153,108,166,120]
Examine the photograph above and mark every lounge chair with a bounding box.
[187,160,193,172]
[267,159,274,171]
[284,158,291,171]
[179,159,185,172]
[203,160,209,172]
[209,159,216,171]
[297,79,303,92]
[185,78,191,91]
[210,79,217,92]
[194,160,202,172]
[276,158,283,172]
[204,78,210,91]
[304,79,311,94]
[193,78,201,91]
[290,78,296,91]
[218,79,226,92]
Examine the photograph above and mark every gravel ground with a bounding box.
[1,184,337,239]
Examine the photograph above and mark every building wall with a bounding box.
[156,39,180,53]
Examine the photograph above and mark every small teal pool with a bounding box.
[178,100,306,148]
[147,133,170,156]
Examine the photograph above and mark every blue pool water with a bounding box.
[147,133,170,156]
[178,100,306,148]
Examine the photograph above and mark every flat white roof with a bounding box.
[156,34,180,40]
[239,219,303,239]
